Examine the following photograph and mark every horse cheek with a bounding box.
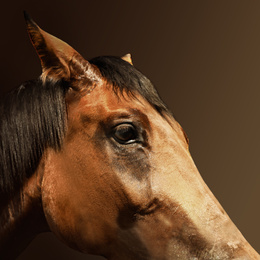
[40,159,72,246]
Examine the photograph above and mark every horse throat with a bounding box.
[0,158,49,259]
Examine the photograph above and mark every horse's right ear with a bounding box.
[24,12,99,84]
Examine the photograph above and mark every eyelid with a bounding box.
[113,121,135,128]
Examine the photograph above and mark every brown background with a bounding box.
[0,1,259,259]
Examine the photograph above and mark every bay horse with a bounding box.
[0,12,259,259]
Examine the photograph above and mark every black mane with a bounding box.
[90,56,169,114]
[0,79,68,204]
[0,56,169,206]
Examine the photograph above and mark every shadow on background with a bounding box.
[0,1,259,259]
[18,233,105,260]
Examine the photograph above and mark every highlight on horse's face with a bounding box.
[21,14,259,259]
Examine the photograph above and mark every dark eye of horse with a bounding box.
[112,124,137,144]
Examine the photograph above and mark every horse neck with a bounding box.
[0,158,49,259]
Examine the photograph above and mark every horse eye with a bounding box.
[112,124,137,144]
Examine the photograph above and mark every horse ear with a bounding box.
[24,12,98,83]
[121,53,133,65]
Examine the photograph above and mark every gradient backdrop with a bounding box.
[0,1,259,259]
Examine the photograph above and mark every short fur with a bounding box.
[0,56,169,207]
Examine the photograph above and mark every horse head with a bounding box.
[0,13,259,259]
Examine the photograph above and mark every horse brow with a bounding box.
[79,108,151,131]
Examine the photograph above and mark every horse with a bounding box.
[0,12,259,260]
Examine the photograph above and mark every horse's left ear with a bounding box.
[121,53,133,65]
[24,12,98,83]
